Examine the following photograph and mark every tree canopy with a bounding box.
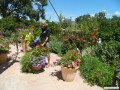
[0,0,47,21]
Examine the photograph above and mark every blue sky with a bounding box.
[44,0,120,21]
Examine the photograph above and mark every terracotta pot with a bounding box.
[32,65,42,71]
[61,67,77,82]
[0,53,7,65]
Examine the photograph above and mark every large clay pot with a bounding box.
[61,67,77,82]
[0,53,7,65]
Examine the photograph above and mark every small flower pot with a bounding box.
[32,65,42,71]
[61,67,77,82]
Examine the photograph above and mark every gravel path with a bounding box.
[0,45,103,90]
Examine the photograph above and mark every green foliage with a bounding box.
[27,21,41,37]
[0,37,10,54]
[114,27,120,42]
[47,21,61,35]
[19,29,30,39]
[20,52,32,73]
[56,50,81,69]
[0,0,48,21]
[24,33,34,45]
[0,16,17,31]
[0,45,9,54]
[49,35,63,56]
[31,46,48,57]
[93,41,120,68]
[21,46,48,73]
[75,14,99,34]
[61,17,73,29]
[80,55,115,87]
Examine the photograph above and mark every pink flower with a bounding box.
[83,39,86,43]
[76,38,81,41]
[72,61,78,68]
[88,42,92,44]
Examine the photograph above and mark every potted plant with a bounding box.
[53,49,81,82]
[29,46,48,71]
[30,56,46,71]
[0,44,9,65]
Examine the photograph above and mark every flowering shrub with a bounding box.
[31,46,48,57]
[30,56,46,68]
[62,32,97,54]
[29,46,48,68]
[53,50,81,69]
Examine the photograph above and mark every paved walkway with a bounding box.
[0,45,103,90]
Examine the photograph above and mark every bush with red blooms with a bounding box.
[62,32,97,53]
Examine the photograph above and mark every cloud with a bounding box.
[90,14,95,17]
[101,9,107,12]
[114,11,120,16]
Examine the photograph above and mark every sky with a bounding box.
[44,0,120,21]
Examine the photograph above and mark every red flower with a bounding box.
[91,32,97,40]
[91,35,97,40]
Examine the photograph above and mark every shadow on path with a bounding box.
[50,69,63,81]
[0,58,19,74]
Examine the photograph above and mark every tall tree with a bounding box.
[94,11,106,22]
[0,0,47,21]
[75,14,91,23]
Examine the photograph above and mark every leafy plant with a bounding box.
[21,46,48,73]
[92,41,120,68]
[29,46,48,68]
[54,50,81,69]
[24,32,34,45]
[31,46,48,57]
[80,55,115,87]
[21,52,33,73]
[49,35,63,56]
[0,38,9,54]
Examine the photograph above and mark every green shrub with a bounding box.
[49,40,62,56]
[20,52,33,73]
[93,41,120,68]
[80,55,115,87]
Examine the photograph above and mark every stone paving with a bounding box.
[0,45,103,90]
